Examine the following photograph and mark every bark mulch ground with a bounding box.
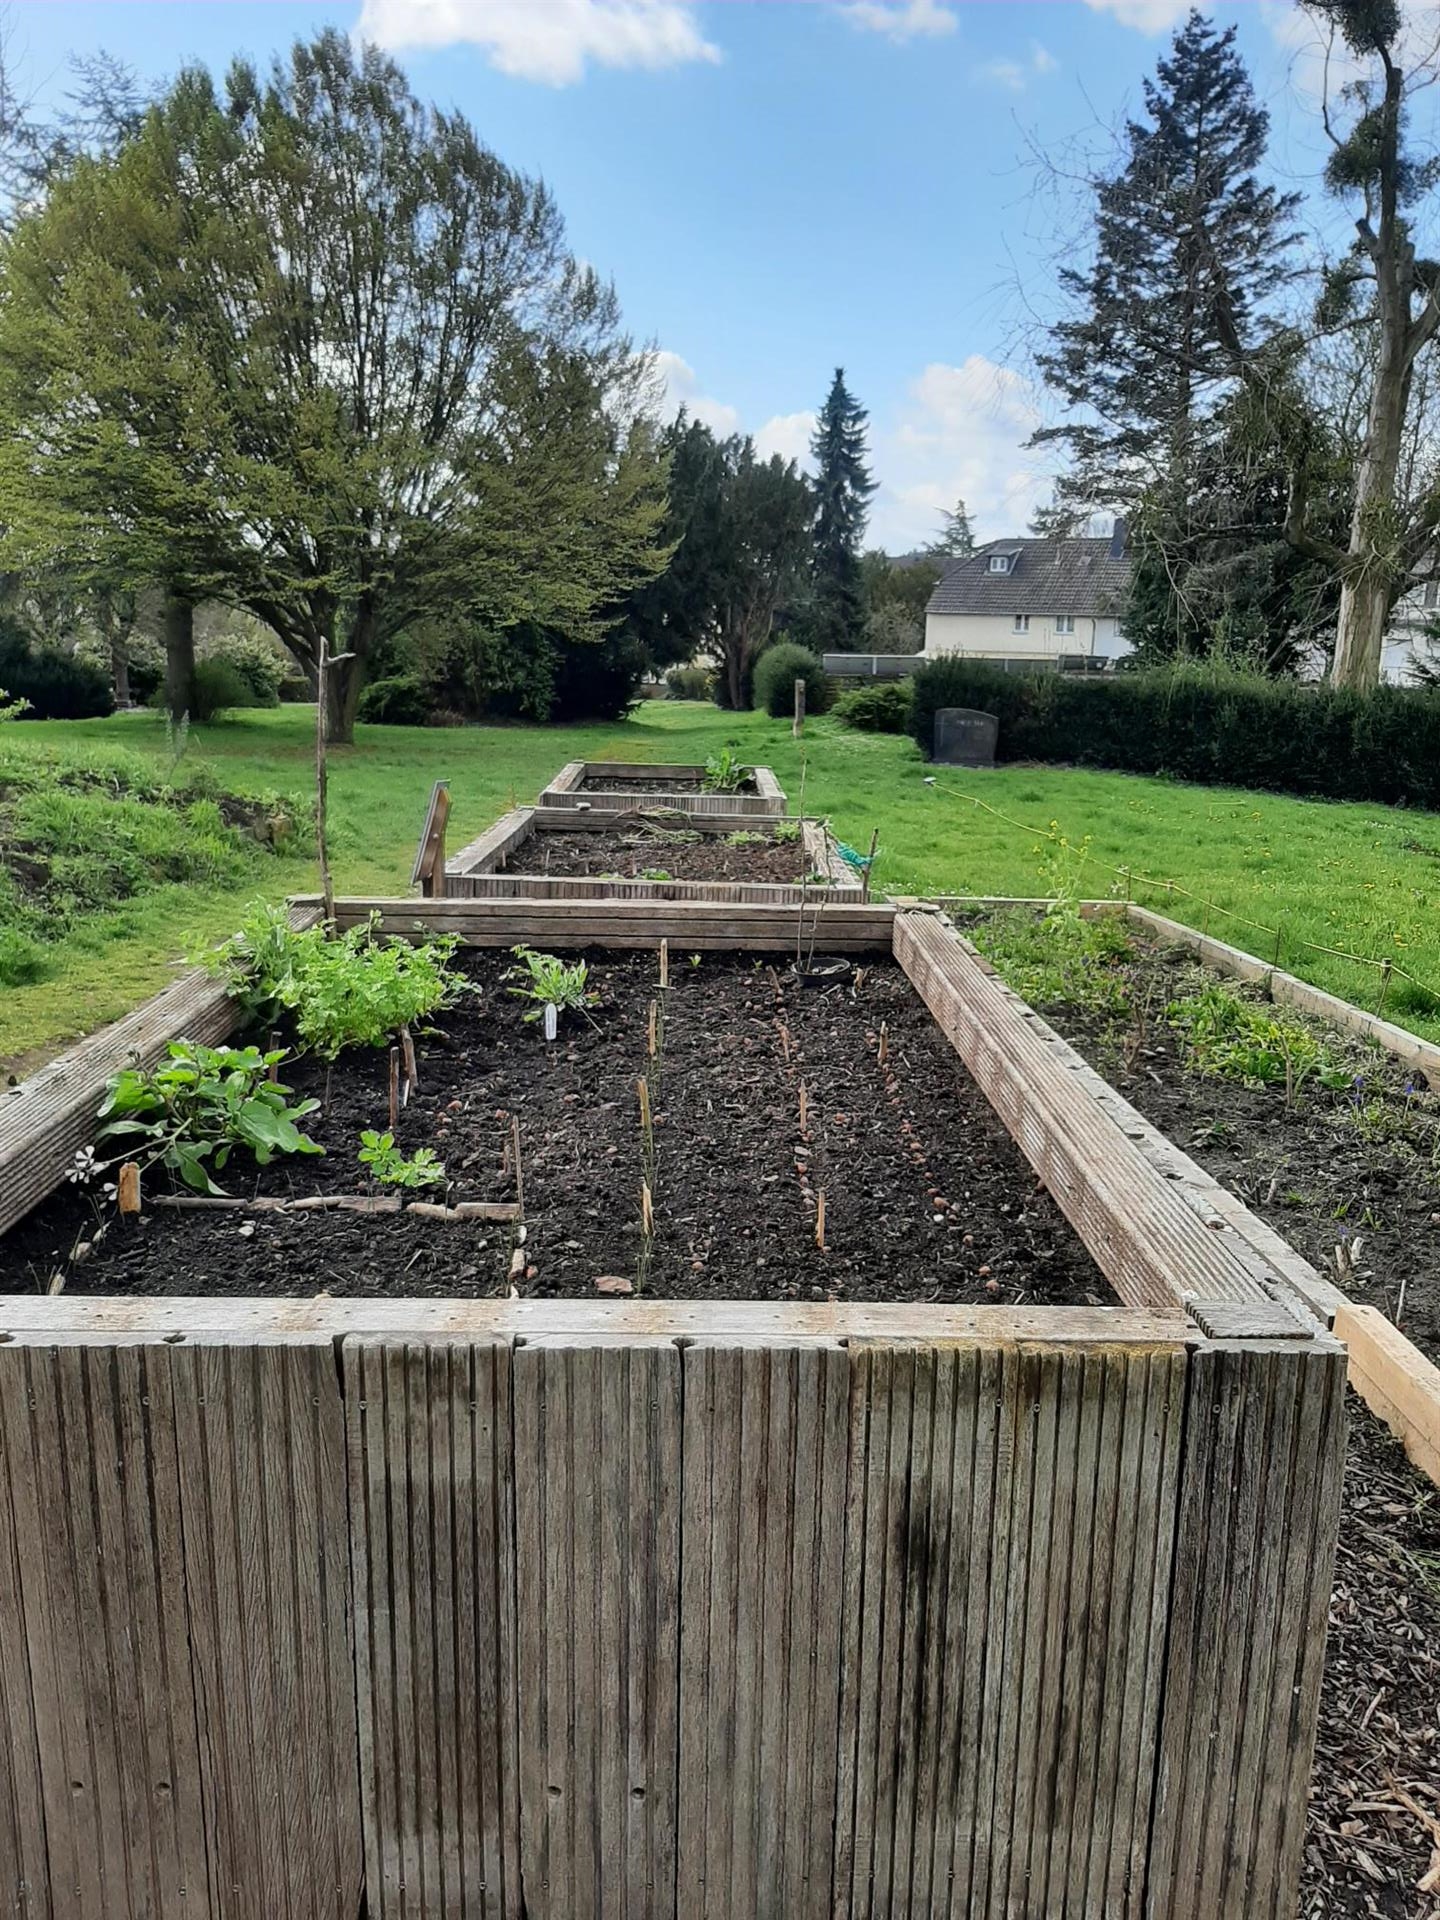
[501,823,812,884]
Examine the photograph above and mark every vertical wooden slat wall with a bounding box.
[512,1340,682,1920]
[833,1340,1189,1920]
[345,1339,520,1919]
[1147,1341,1348,1920]
[676,1341,849,1920]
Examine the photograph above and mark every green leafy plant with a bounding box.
[98,1041,322,1194]
[725,830,767,847]
[772,819,801,844]
[357,1129,446,1189]
[504,946,598,1024]
[639,867,673,881]
[970,906,1135,1015]
[703,744,748,793]
[0,687,29,723]
[1167,985,1352,1101]
[201,903,466,1057]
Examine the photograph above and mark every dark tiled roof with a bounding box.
[925,538,1131,618]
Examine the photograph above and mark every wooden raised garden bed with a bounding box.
[0,894,1346,1920]
[445,804,860,903]
[538,757,787,821]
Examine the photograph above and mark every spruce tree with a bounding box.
[806,367,876,652]
[927,498,975,557]
[1035,9,1299,506]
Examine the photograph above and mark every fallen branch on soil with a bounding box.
[149,1192,519,1221]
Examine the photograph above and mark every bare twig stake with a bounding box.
[793,674,805,739]
[641,1181,654,1234]
[860,827,880,904]
[388,1047,401,1130]
[117,1162,141,1216]
[799,1083,809,1131]
[268,1031,281,1083]
[647,999,658,1059]
[659,939,670,989]
[815,1189,827,1250]
[510,1114,526,1219]
[401,1026,418,1100]
[878,1021,889,1067]
[315,636,334,928]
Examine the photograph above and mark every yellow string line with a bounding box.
[925,779,1434,999]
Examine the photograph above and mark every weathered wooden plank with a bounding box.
[536,762,786,819]
[448,872,862,905]
[0,1342,210,1919]
[345,1338,519,1918]
[171,1341,362,1920]
[0,1357,46,1920]
[0,903,322,1240]
[1147,1338,1348,1920]
[895,909,1314,1329]
[0,1296,1189,1345]
[513,1341,681,1919]
[448,808,536,877]
[834,1338,1187,1920]
[319,894,893,953]
[676,1341,848,1919]
[1335,1301,1440,1487]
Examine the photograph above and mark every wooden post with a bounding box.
[315,637,334,928]
[400,1026,418,1101]
[860,827,879,904]
[412,780,452,900]
[388,1047,400,1131]
[793,676,806,739]
[117,1161,141,1216]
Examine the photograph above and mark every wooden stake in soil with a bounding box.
[778,1023,792,1065]
[799,1083,809,1132]
[268,1031,281,1083]
[117,1162,141,1216]
[878,1020,889,1067]
[793,675,806,739]
[659,939,669,989]
[815,1188,826,1250]
[860,827,880,904]
[388,1047,401,1130]
[647,1000,658,1059]
[510,1114,525,1218]
[400,1026,418,1101]
[316,635,334,928]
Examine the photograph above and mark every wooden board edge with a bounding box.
[1333,1302,1440,1487]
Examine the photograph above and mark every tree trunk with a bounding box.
[324,658,362,745]
[162,588,196,722]
[110,634,131,708]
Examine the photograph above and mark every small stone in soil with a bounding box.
[594,1274,633,1295]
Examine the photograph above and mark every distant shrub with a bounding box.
[190,658,260,722]
[0,624,113,719]
[665,665,714,701]
[0,927,51,987]
[908,656,1440,808]
[832,679,913,733]
[753,642,828,720]
[278,675,312,703]
[358,675,431,725]
[200,631,287,706]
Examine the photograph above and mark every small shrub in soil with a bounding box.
[831,679,913,733]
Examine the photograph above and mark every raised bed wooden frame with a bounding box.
[0,896,1347,1920]
[537,758,787,821]
[445,804,860,903]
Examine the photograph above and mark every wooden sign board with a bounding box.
[411,780,451,897]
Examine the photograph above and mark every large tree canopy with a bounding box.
[0,31,668,737]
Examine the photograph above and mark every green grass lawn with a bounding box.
[6,698,1440,1064]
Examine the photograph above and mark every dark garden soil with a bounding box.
[1304,1399,1440,1920]
[2,951,1111,1306]
[974,923,1440,1373]
[501,825,811,884]
[576,770,758,796]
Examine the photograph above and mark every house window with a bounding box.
[989,555,1011,574]
[1013,614,1030,634]
[1055,614,1075,635]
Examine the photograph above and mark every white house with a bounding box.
[923,529,1133,670]
[1380,577,1440,684]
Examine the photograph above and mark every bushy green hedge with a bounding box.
[832,679,913,733]
[665,664,714,700]
[358,675,431,726]
[909,658,1440,808]
[753,642,828,719]
[0,623,114,719]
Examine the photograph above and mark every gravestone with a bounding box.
[934,707,998,768]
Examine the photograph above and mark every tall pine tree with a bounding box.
[927,497,975,558]
[1035,10,1299,507]
[806,368,876,653]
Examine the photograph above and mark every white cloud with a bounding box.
[652,350,741,437]
[974,41,1059,91]
[355,0,721,85]
[841,0,958,44]
[755,411,817,467]
[868,356,1052,551]
[1081,0,1194,32]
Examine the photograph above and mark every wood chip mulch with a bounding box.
[1304,1398,1440,1919]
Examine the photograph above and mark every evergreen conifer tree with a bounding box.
[806,367,876,652]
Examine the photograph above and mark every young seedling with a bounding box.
[505,946,599,1027]
[357,1130,446,1191]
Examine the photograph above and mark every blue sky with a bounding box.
[4,0,1386,549]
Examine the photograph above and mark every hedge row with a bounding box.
[909,659,1440,809]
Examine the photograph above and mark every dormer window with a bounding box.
[988,554,1011,574]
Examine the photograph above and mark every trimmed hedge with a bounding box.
[832,678,913,734]
[909,658,1440,809]
[0,625,113,719]
[753,642,828,719]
